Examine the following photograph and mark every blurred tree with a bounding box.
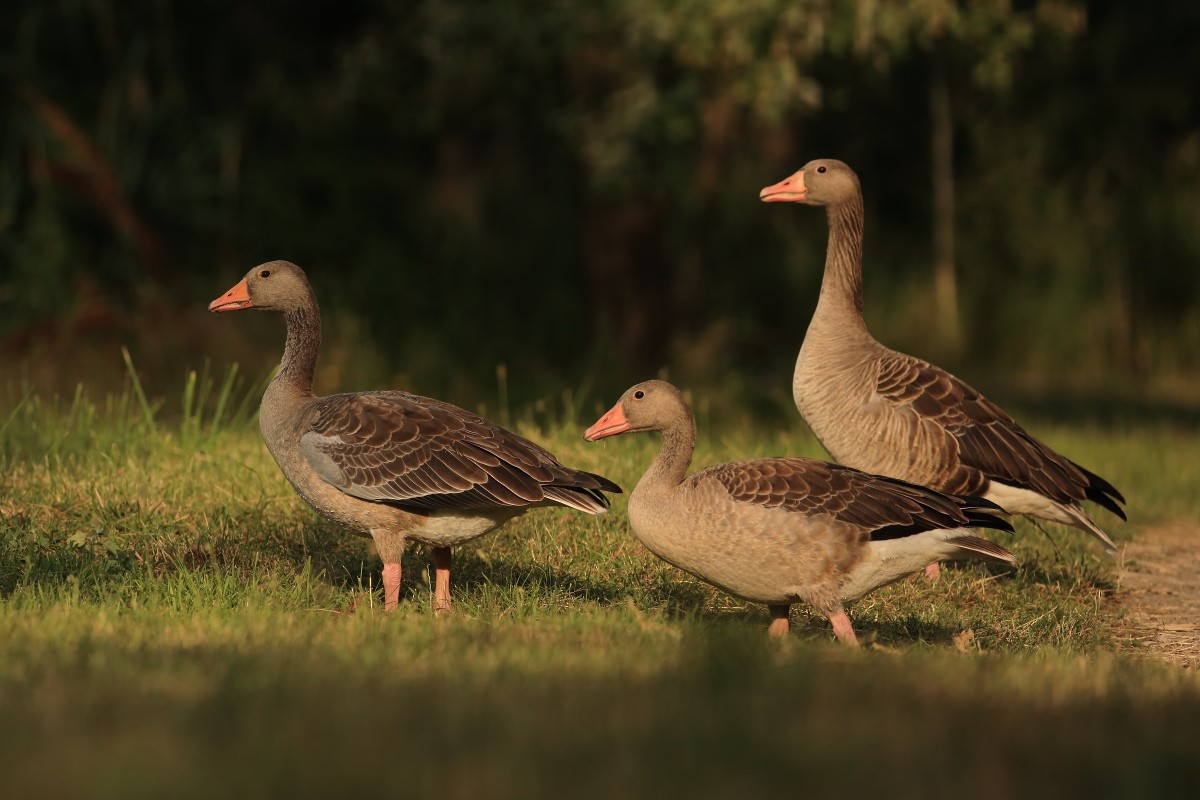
[958,0,1200,377]
[559,0,827,373]
[827,0,1088,353]
[0,0,1196,402]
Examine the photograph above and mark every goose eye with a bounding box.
[259,269,272,278]
[633,390,645,400]
[816,165,827,174]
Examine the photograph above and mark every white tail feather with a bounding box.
[983,481,1116,553]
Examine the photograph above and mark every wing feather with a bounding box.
[872,351,1124,515]
[300,391,620,512]
[691,458,1012,541]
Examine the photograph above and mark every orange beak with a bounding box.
[759,169,807,203]
[584,401,631,441]
[209,279,253,312]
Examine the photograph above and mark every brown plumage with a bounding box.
[585,380,1015,644]
[760,159,1125,556]
[697,459,1008,538]
[210,260,620,612]
[302,392,611,513]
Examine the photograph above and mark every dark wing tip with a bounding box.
[963,508,1016,534]
[587,487,614,508]
[1088,490,1127,521]
[1077,464,1125,503]
[958,494,1006,514]
[955,494,1016,533]
[1076,465,1126,519]
[590,472,623,494]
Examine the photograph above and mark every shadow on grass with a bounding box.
[353,544,1000,646]
[2,504,1098,653]
[414,548,625,606]
[852,615,962,647]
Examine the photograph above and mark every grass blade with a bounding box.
[121,346,157,431]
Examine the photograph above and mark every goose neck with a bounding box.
[641,416,696,489]
[816,199,866,324]
[276,303,321,396]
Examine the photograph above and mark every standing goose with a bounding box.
[585,380,1015,643]
[210,260,620,612]
[760,160,1125,565]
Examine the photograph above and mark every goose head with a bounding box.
[209,260,313,313]
[759,159,860,207]
[584,380,689,440]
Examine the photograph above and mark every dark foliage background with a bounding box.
[1,0,1197,412]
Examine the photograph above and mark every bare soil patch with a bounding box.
[1117,523,1200,668]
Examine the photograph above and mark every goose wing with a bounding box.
[692,457,1012,540]
[299,391,619,513]
[871,352,1124,518]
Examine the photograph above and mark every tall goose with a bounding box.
[585,380,1015,643]
[760,159,1125,565]
[210,261,620,612]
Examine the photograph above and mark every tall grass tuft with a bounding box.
[179,360,270,450]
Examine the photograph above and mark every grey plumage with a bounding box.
[301,391,615,513]
[586,380,1016,643]
[761,159,1125,553]
[210,260,620,612]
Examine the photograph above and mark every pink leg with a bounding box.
[829,610,858,645]
[767,604,791,638]
[432,546,452,615]
[924,562,941,581]
[382,562,402,612]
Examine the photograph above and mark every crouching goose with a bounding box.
[584,380,1015,643]
[760,159,1125,571]
[210,260,620,612]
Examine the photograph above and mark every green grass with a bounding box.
[2,375,1200,798]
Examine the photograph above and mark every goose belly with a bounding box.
[403,508,519,547]
[628,484,860,604]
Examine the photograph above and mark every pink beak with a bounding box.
[209,278,254,312]
[759,169,807,203]
[585,401,631,441]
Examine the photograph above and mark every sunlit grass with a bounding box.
[1,376,1199,797]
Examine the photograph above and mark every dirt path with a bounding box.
[1117,523,1200,669]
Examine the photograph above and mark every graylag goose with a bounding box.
[585,380,1015,643]
[210,260,620,612]
[760,160,1125,570]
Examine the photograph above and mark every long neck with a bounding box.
[813,196,867,331]
[642,413,696,489]
[276,299,321,396]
